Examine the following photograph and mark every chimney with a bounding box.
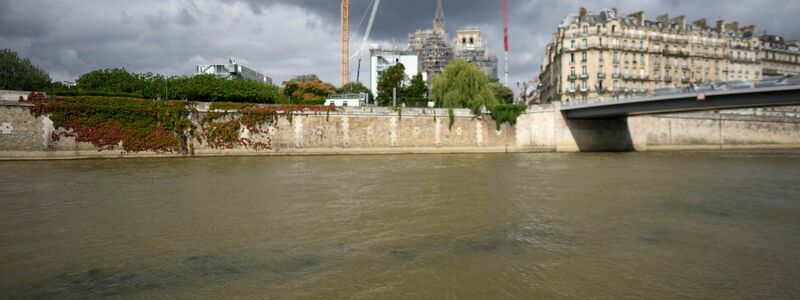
[656,14,669,26]
[692,18,707,29]
[725,21,739,33]
[716,20,726,32]
[612,7,618,15]
[671,16,686,30]
[628,11,645,25]
[579,7,587,19]
[741,24,757,34]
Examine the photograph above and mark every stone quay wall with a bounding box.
[1,100,799,160]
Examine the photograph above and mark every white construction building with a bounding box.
[369,46,424,96]
[196,58,272,84]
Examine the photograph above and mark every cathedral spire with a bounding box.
[434,0,446,33]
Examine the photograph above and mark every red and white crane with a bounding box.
[503,0,510,86]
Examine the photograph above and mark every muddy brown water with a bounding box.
[1,152,800,299]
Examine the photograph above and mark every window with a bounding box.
[598,80,605,90]
[612,25,617,33]
[599,38,604,47]
[613,52,620,62]
[613,80,620,89]
[582,26,588,36]
[598,51,604,62]
[581,52,587,62]
[582,39,588,48]
[570,67,576,76]
[571,40,576,50]
[570,53,575,63]
[581,80,587,90]
[569,82,576,91]
[581,66,587,76]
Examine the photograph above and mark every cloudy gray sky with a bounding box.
[2,0,799,93]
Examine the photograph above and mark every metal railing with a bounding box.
[561,76,800,107]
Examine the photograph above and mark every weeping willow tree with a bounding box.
[430,59,498,114]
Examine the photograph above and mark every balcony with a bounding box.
[597,72,607,79]
[568,74,577,80]
[653,75,661,81]
[681,76,690,83]
[664,75,673,82]
[681,64,689,70]
[612,58,620,64]
[580,87,589,93]
[579,73,589,79]
[612,72,621,78]
[566,88,577,94]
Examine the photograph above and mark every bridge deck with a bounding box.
[561,86,800,119]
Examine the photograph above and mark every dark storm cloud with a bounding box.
[2,0,800,91]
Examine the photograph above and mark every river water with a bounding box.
[1,152,800,299]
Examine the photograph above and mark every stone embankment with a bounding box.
[1,99,799,160]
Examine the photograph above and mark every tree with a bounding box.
[289,74,320,83]
[76,68,142,93]
[282,76,336,104]
[430,59,498,113]
[488,80,515,104]
[0,49,51,91]
[67,68,285,103]
[377,63,406,106]
[403,72,428,100]
[337,81,374,103]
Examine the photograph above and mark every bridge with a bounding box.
[561,85,800,119]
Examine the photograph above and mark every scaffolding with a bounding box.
[407,0,453,77]
[408,28,453,77]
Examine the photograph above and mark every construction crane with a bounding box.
[341,0,350,85]
[503,0,509,86]
[353,0,381,82]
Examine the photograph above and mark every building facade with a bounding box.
[196,58,272,84]
[539,8,800,104]
[759,35,800,76]
[369,47,423,96]
[454,28,499,79]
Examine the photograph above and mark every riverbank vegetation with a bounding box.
[65,69,286,103]
[30,96,192,152]
[431,59,524,129]
[0,49,52,91]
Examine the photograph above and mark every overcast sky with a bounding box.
[2,0,799,93]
